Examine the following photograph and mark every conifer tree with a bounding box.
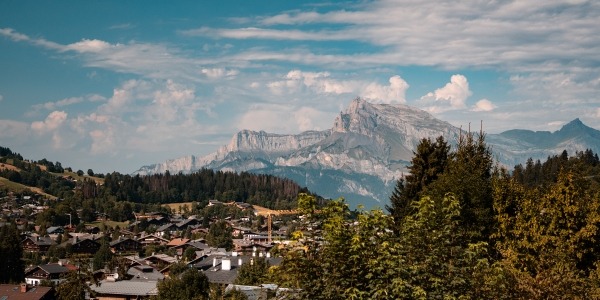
[387,136,450,228]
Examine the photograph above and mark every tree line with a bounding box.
[269,132,600,299]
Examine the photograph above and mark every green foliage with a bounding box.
[0,223,25,283]
[387,136,450,227]
[235,257,270,286]
[206,220,233,250]
[155,269,209,300]
[56,271,90,300]
[92,241,113,270]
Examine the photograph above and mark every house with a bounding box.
[127,265,164,281]
[235,202,253,210]
[22,236,55,253]
[25,263,69,286]
[143,254,178,270]
[90,280,158,300]
[110,237,142,254]
[0,283,54,300]
[175,218,200,230]
[166,238,191,256]
[137,234,169,246]
[46,226,64,235]
[156,223,178,237]
[68,237,101,255]
[207,199,223,206]
[198,254,282,285]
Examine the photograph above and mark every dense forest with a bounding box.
[0,146,317,210]
[266,132,600,299]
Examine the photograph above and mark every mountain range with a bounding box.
[134,98,600,208]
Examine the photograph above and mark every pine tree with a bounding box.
[0,223,25,283]
[387,136,450,228]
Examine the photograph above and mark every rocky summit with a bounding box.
[134,98,600,209]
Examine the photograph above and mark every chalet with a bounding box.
[90,280,158,300]
[25,263,69,286]
[110,237,142,254]
[0,283,54,300]
[22,236,55,253]
[175,218,200,230]
[143,254,178,270]
[166,238,190,256]
[127,265,164,281]
[46,226,64,235]
[235,202,253,210]
[198,253,282,285]
[207,199,223,206]
[156,223,178,237]
[137,233,169,246]
[69,237,101,255]
[233,239,273,255]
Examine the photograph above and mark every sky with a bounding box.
[1,0,599,174]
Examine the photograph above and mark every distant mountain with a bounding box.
[487,118,600,166]
[134,98,600,208]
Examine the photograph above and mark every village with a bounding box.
[1,193,306,300]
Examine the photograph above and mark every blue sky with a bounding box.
[1,0,599,174]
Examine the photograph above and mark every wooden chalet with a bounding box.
[22,236,55,253]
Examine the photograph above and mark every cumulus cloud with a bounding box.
[361,75,409,104]
[471,99,497,112]
[31,111,68,132]
[267,70,408,104]
[420,75,472,113]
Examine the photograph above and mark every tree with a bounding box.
[92,241,113,270]
[0,223,25,283]
[206,221,233,250]
[87,169,94,176]
[387,136,450,228]
[155,269,209,300]
[428,131,495,241]
[235,256,270,286]
[56,271,90,300]
[76,170,84,176]
[494,170,600,299]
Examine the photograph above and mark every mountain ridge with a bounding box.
[134,98,600,208]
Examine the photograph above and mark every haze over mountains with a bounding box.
[135,98,600,208]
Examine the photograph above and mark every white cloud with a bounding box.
[201,68,239,79]
[31,111,67,132]
[237,104,330,133]
[65,39,113,53]
[361,75,409,104]
[420,75,472,113]
[471,99,497,112]
[267,70,408,104]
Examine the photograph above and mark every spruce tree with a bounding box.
[387,136,450,228]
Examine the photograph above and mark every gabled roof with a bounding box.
[156,223,177,232]
[0,284,53,300]
[110,237,140,247]
[166,238,189,247]
[90,280,158,297]
[23,236,54,246]
[25,264,69,276]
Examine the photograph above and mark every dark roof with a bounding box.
[23,236,54,246]
[25,264,69,276]
[110,237,140,247]
[156,223,177,232]
[0,284,53,300]
[196,255,282,284]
